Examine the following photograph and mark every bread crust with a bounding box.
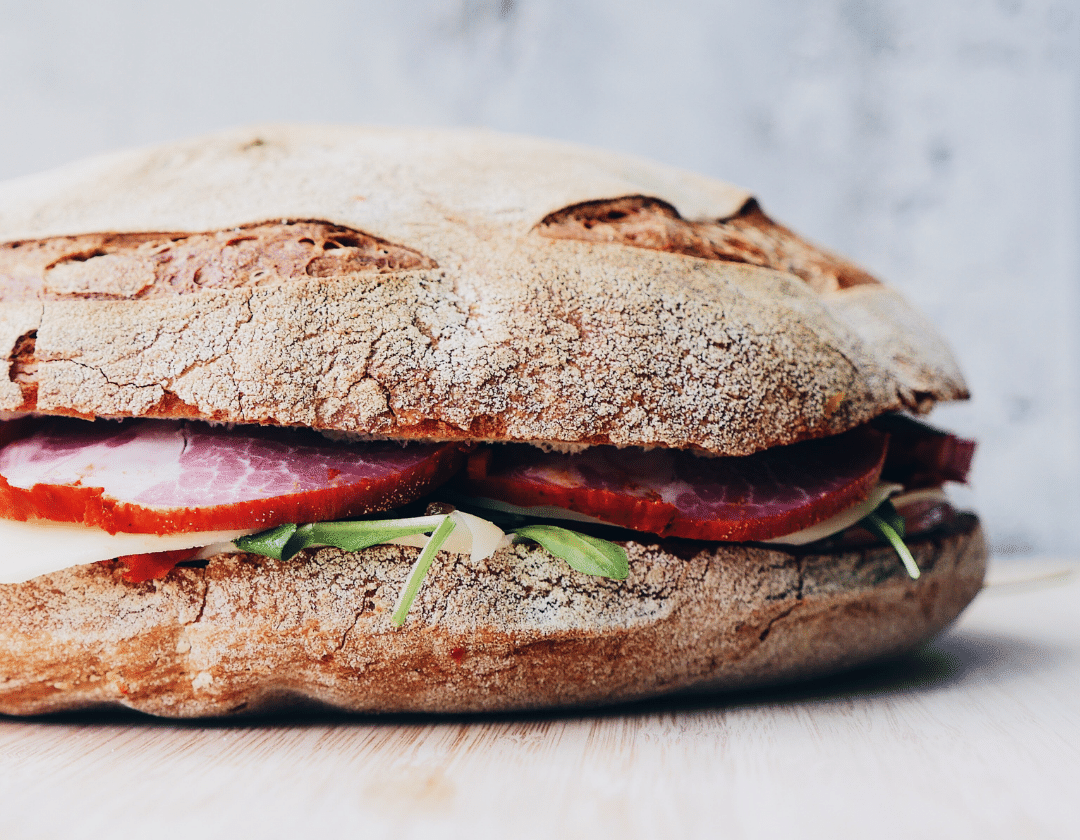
[0,516,986,717]
[0,126,967,455]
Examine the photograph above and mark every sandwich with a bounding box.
[0,126,986,716]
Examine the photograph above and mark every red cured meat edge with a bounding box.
[0,419,466,535]
[880,426,976,487]
[455,426,889,542]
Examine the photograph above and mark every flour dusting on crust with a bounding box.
[0,126,968,455]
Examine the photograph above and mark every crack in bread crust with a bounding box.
[0,516,986,717]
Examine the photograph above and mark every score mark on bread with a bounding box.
[537,196,878,294]
[0,220,436,301]
[6,330,37,412]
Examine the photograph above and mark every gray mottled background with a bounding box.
[1,0,1076,557]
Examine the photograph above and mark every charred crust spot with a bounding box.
[146,391,217,421]
[7,330,38,410]
[0,221,437,302]
[823,391,847,418]
[537,195,879,293]
[44,247,110,267]
[465,414,509,439]
[908,390,941,414]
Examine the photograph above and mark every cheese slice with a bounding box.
[383,511,510,562]
[0,519,257,584]
[762,482,903,545]
[0,511,510,585]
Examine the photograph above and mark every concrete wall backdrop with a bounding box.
[1,0,1076,557]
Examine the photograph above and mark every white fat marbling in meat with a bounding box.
[0,418,442,509]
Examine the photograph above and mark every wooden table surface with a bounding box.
[1,558,1077,840]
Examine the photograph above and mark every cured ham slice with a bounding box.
[0,418,464,535]
[875,414,976,487]
[454,426,888,541]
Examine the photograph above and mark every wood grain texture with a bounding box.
[0,558,1076,840]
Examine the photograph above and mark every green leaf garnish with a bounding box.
[280,517,443,561]
[861,503,921,580]
[513,525,628,580]
[874,498,906,538]
[234,523,298,561]
[391,514,458,627]
[236,516,445,562]
[235,515,630,627]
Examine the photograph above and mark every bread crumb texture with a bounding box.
[0,126,968,454]
[0,517,986,716]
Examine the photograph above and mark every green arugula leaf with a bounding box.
[391,514,458,627]
[235,516,445,562]
[234,523,298,561]
[514,525,628,580]
[875,498,906,538]
[280,517,442,561]
[234,515,630,627]
[861,505,921,580]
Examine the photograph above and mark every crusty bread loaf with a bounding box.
[0,516,985,717]
[0,126,966,455]
[0,127,984,717]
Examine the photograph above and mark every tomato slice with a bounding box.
[0,418,465,535]
[453,426,888,541]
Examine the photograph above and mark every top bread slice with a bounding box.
[0,126,966,456]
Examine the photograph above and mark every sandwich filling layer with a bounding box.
[0,415,973,588]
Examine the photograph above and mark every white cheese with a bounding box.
[0,512,510,585]
[384,511,510,562]
[0,519,257,584]
[761,482,904,545]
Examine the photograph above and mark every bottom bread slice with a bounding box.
[0,515,986,717]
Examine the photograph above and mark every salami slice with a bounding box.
[0,418,464,534]
[455,426,888,541]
